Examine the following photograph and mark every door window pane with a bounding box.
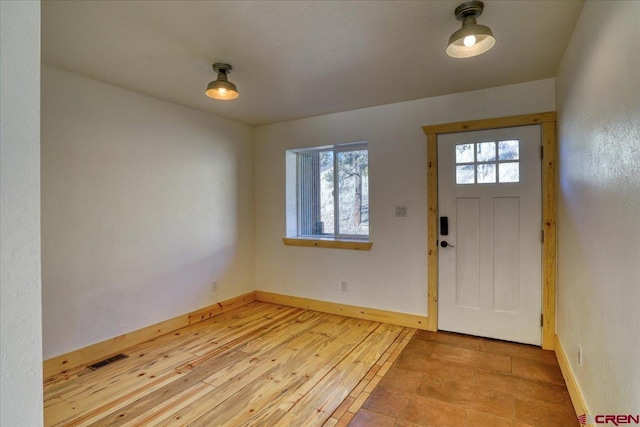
[477,142,496,162]
[456,144,475,163]
[477,163,496,183]
[456,165,475,184]
[499,162,519,183]
[499,140,519,160]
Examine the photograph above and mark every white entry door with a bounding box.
[437,125,542,345]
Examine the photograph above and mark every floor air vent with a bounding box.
[88,353,129,370]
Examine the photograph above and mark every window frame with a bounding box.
[293,141,369,242]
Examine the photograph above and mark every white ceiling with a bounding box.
[42,0,584,126]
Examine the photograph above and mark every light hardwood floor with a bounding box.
[44,301,411,426]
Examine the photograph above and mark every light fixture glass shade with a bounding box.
[446,23,495,58]
[446,1,496,58]
[205,63,239,100]
[206,79,239,100]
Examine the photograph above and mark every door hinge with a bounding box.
[541,314,544,327]
[541,229,544,243]
[540,146,544,159]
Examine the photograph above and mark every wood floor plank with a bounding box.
[179,307,304,366]
[53,369,187,427]
[274,322,383,413]
[122,301,277,357]
[104,310,330,425]
[44,302,405,427]
[133,315,368,426]
[154,323,340,425]
[217,319,394,426]
[189,371,310,426]
[88,349,251,426]
[43,365,89,389]
[284,323,404,425]
[59,350,195,403]
[235,310,329,354]
[44,399,76,426]
[44,339,198,403]
[118,381,215,427]
[129,302,288,357]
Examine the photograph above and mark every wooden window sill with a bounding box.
[282,237,373,251]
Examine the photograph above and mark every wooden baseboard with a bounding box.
[187,291,257,324]
[555,335,591,424]
[43,291,257,378]
[255,291,429,330]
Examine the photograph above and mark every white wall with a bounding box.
[254,79,555,316]
[556,0,640,415]
[0,1,44,425]
[41,66,255,359]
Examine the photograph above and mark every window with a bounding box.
[290,143,369,240]
[455,140,520,184]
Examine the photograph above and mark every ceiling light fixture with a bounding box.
[446,1,496,58]
[205,63,239,100]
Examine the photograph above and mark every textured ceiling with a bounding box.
[42,0,584,126]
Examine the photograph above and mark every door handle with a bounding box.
[440,240,455,248]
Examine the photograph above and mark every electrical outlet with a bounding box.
[578,345,583,367]
[341,281,348,292]
[211,282,218,292]
[395,206,407,217]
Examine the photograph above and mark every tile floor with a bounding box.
[348,330,578,427]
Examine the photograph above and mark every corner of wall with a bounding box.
[0,1,44,425]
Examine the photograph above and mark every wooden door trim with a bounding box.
[423,112,557,350]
